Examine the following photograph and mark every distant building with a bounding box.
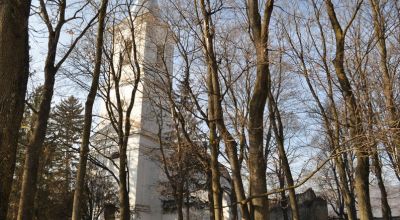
[369,184,400,219]
[269,188,328,220]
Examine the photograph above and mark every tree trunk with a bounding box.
[177,185,184,220]
[17,5,64,217]
[207,171,216,220]
[372,151,392,220]
[246,1,274,218]
[17,0,95,218]
[335,156,357,220]
[325,1,373,219]
[72,0,108,218]
[297,33,357,220]
[268,95,300,220]
[294,10,358,218]
[358,23,392,219]
[278,167,289,220]
[119,144,130,220]
[0,1,31,219]
[229,188,238,220]
[369,0,400,179]
[208,74,223,220]
[17,64,57,220]
[198,0,250,218]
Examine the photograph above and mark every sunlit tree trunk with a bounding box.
[246,1,276,219]
[325,1,373,219]
[72,0,108,218]
[197,0,250,218]
[369,0,400,180]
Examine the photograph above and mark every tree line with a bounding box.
[0,0,399,220]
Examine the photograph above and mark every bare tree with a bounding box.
[283,4,359,218]
[17,1,97,219]
[196,0,251,218]
[324,1,374,219]
[72,0,109,218]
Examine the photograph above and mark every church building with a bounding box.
[94,0,233,219]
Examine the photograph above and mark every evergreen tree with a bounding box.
[49,96,84,191]
[35,96,84,220]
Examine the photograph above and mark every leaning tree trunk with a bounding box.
[0,1,31,219]
[268,94,300,220]
[72,0,108,218]
[17,52,58,220]
[325,1,373,219]
[369,0,400,179]
[297,33,357,220]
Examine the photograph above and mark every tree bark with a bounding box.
[17,47,58,220]
[209,123,223,220]
[72,0,108,218]
[118,144,130,220]
[207,170,216,220]
[0,0,31,219]
[246,1,277,219]
[208,68,223,220]
[325,1,373,219]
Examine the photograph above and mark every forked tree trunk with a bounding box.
[246,1,278,219]
[0,1,31,219]
[361,58,392,220]
[292,24,357,219]
[325,1,373,219]
[72,0,109,218]
[198,0,250,218]
[291,8,358,217]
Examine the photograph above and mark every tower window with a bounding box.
[122,40,132,65]
[156,45,164,68]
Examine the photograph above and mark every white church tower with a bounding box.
[97,0,174,219]
[97,1,232,219]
